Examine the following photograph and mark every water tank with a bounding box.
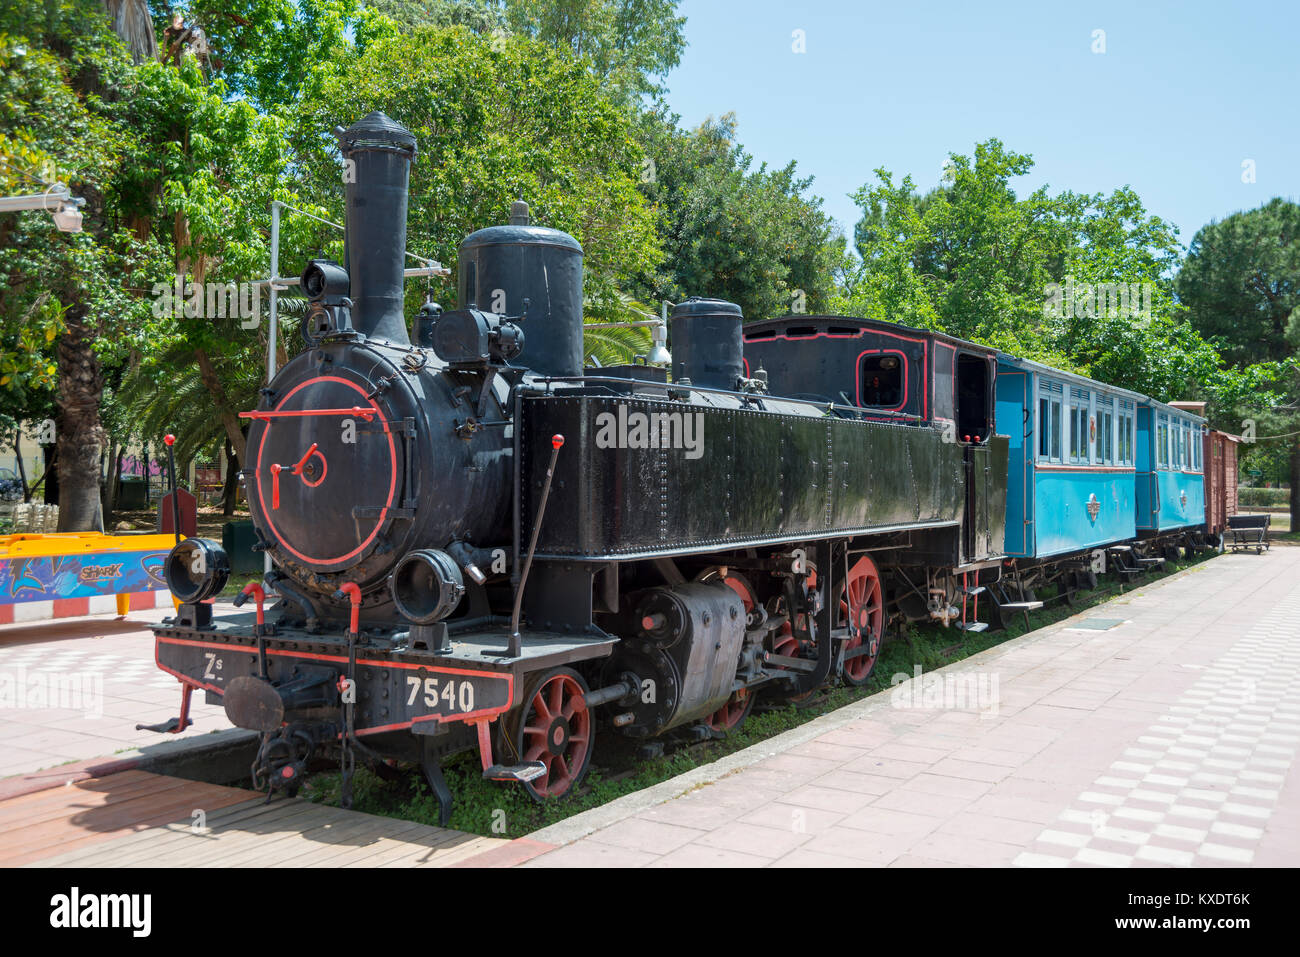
[457,201,583,377]
[670,298,744,390]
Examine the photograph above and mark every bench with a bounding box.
[1227,513,1271,554]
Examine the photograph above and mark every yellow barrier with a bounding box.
[0,532,186,618]
[0,531,182,559]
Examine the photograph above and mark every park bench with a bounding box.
[1227,513,1271,554]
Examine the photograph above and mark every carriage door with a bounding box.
[956,352,995,561]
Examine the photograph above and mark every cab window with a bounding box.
[859,353,904,408]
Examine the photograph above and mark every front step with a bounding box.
[955,621,989,633]
[483,761,547,783]
[1135,557,1164,567]
[135,716,193,734]
[997,601,1044,612]
[961,585,987,596]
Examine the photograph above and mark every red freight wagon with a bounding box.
[1204,429,1240,542]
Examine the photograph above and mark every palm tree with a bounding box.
[583,292,656,367]
[50,3,157,531]
[102,0,158,63]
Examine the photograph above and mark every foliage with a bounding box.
[838,139,1290,418]
[364,0,504,33]
[1176,198,1300,367]
[0,1,134,418]
[171,0,364,110]
[582,292,654,366]
[1238,486,1290,506]
[289,25,663,315]
[637,110,846,321]
[502,0,686,102]
[1174,199,1300,517]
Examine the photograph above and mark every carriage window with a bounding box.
[1157,414,1169,469]
[1038,379,1063,462]
[1099,401,1114,464]
[1118,401,1135,466]
[859,354,904,408]
[1069,388,1090,463]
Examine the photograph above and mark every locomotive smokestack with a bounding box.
[337,111,417,346]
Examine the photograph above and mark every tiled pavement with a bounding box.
[2,552,1298,868]
[0,603,236,778]
[523,549,1300,868]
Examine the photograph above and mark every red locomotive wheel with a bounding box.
[767,565,821,704]
[706,686,755,732]
[514,667,593,801]
[771,619,819,704]
[839,555,885,686]
[699,567,760,733]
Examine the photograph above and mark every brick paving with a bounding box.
[524,549,1300,868]
[2,552,1297,869]
[0,603,236,778]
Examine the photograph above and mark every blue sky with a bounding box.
[661,0,1299,255]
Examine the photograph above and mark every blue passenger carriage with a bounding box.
[1136,398,1208,556]
[995,355,1143,559]
[992,355,1156,608]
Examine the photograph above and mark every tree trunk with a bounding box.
[221,436,240,516]
[55,306,105,531]
[102,435,119,523]
[109,445,123,517]
[1290,438,1300,536]
[102,0,158,63]
[42,445,59,504]
[13,431,29,503]
[194,346,250,464]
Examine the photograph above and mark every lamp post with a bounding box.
[0,184,86,232]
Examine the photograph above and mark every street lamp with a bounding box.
[0,184,87,232]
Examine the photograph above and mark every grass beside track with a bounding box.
[298,550,1221,839]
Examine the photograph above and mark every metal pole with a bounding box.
[264,201,280,579]
[509,434,565,657]
[164,434,181,545]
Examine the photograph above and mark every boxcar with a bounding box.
[1202,429,1240,543]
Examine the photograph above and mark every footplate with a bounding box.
[153,628,516,735]
[483,762,547,783]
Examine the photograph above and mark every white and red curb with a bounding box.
[0,589,172,625]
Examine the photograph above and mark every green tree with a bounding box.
[289,24,663,316]
[0,0,145,529]
[362,0,504,33]
[502,0,686,102]
[1177,199,1300,367]
[1177,199,1300,526]
[638,110,845,321]
[838,139,1286,415]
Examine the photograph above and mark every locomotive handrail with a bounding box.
[533,374,927,424]
[239,406,377,422]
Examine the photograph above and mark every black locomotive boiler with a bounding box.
[146,112,1010,818]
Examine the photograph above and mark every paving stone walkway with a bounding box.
[0,603,236,777]
[523,549,1300,868]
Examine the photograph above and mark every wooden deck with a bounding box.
[0,771,505,867]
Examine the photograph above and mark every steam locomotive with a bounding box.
[145,112,1222,819]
